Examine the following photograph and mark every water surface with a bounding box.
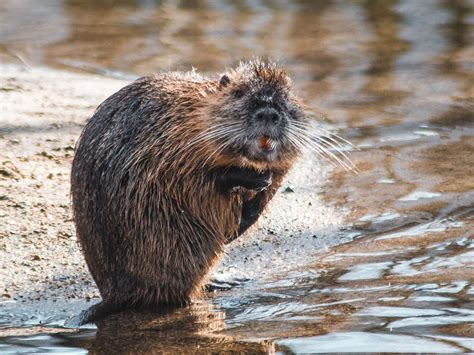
[1,0,473,353]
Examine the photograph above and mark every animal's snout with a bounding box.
[254,108,281,124]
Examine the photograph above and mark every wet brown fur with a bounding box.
[71,60,303,324]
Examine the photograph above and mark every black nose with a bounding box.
[255,108,281,124]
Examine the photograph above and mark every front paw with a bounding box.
[218,167,273,193]
[235,168,272,191]
[251,171,272,191]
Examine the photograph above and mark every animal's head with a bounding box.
[204,59,307,170]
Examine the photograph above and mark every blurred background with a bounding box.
[2,0,472,233]
[1,0,473,352]
[1,0,472,127]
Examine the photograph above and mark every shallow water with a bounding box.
[1,0,473,353]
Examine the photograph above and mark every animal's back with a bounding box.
[71,75,240,317]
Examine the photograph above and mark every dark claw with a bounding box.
[253,176,272,191]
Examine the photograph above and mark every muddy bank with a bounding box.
[0,64,127,307]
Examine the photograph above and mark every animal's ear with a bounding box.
[219,74,231,88]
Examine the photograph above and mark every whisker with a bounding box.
[288,121,358,172]
[162,126,243,168]
[186,124,243,149]
[291,122,353,151]
[317,139,359,173]
[287,131,338,169]
[289,129,356,171]
[306,139,354,171]
[201,131,246,168]
[292,120,357,149]
[184,131,242,155]
[312,135,357,170]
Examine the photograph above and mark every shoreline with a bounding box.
[0,64,128,307]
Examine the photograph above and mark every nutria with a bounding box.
[71,59,309,325]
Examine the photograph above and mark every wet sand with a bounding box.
[0,64,126,306]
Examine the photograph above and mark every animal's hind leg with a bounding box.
[64,299,125,326]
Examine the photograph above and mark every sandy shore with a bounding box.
[0,63,343,307]
[0,64,127,304]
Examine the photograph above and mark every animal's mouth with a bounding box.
[258,135,275,153]
[243,134,278,162]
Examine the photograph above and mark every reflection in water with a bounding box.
[1,303,275,353]
[0,0,473,353]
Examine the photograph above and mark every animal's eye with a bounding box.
[289,107,304,121]
[233,88,246,98]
